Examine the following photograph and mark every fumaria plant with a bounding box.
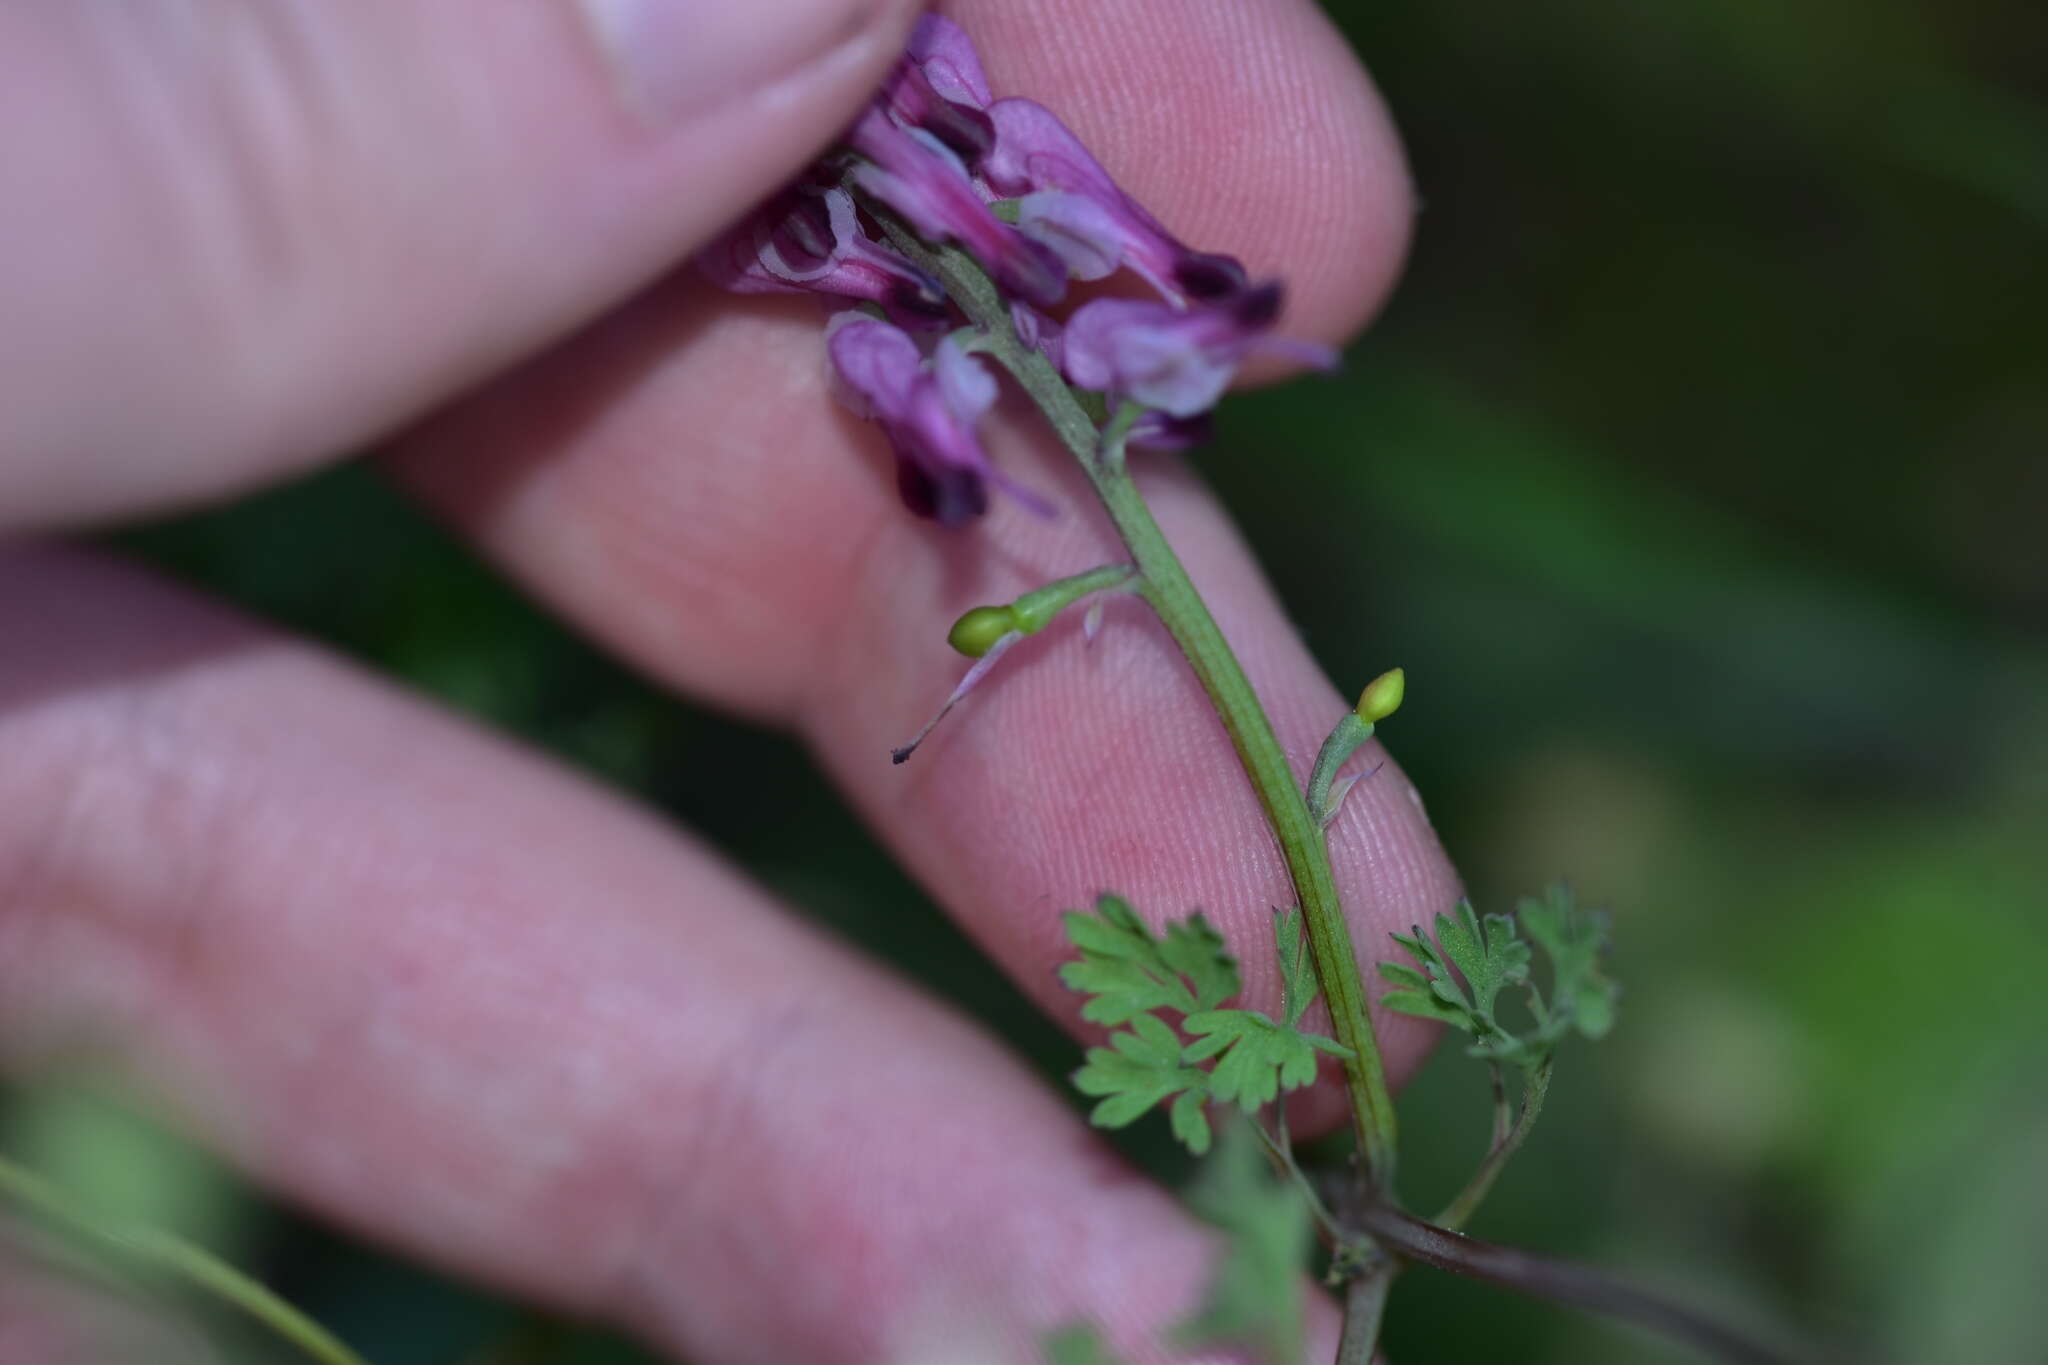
[699,15,1811,1364]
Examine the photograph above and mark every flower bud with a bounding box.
[1355,668,1406,724]
[948,605,1017,657]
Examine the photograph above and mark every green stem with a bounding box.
[1488,1063,1513,1148]
[1336,1260,1397,1365]
[1249,1118,1346,1250]
[1089,472,1399,1183]
[1009,562,1136,633]
[1435,1057,1551,1232]
[872,217,1400,1189]
[0,1153,369,1365]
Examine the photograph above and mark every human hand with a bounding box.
[0,1,1458,1359]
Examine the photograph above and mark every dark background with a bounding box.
[9,0,2044,1361]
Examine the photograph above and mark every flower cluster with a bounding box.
[700,15,1334,524]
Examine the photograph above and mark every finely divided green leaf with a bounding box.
[1160,914,1240,1011]
[1072,1010,1209,1131]
[1183,1010,1348,1111]
[1378,885,1621,1066]
[1518,883,1619,1041]
[1060,895,1236,1154]
[1062,894,1351,1157]
[1073,1058,1203,1128]
[1170,1089,1214,1156]
[1058,896,1240,1025]
[1383,925,1479,1035]
[1436,900,1532,1020]
[1375,960,1473,1026]
[1381,900,1530,1051]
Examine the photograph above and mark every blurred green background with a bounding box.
[9,0,2045,1361]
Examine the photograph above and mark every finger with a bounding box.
[0,0,920,531]
[387,0,1454,1120]
[0,544,1335,1363]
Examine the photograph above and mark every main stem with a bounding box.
[1086,459,1397,1183]
[882,223,1399,1188]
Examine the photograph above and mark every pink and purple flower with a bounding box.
[827,314,1049,526]
[701,14,1331,524]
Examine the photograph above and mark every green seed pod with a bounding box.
[947,605,1017,658]
[1355,667,1406,723]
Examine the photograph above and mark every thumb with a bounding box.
[0,0,914,530]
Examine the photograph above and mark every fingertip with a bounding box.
[1272,21,1416,347]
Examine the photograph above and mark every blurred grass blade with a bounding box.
[0,1152,370,1365]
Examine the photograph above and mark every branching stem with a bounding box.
[1436,1056,1551,1231]
[873,217,1401,1196]
[1249,1116,1346,1250]
[1355,1201,1807,1365]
